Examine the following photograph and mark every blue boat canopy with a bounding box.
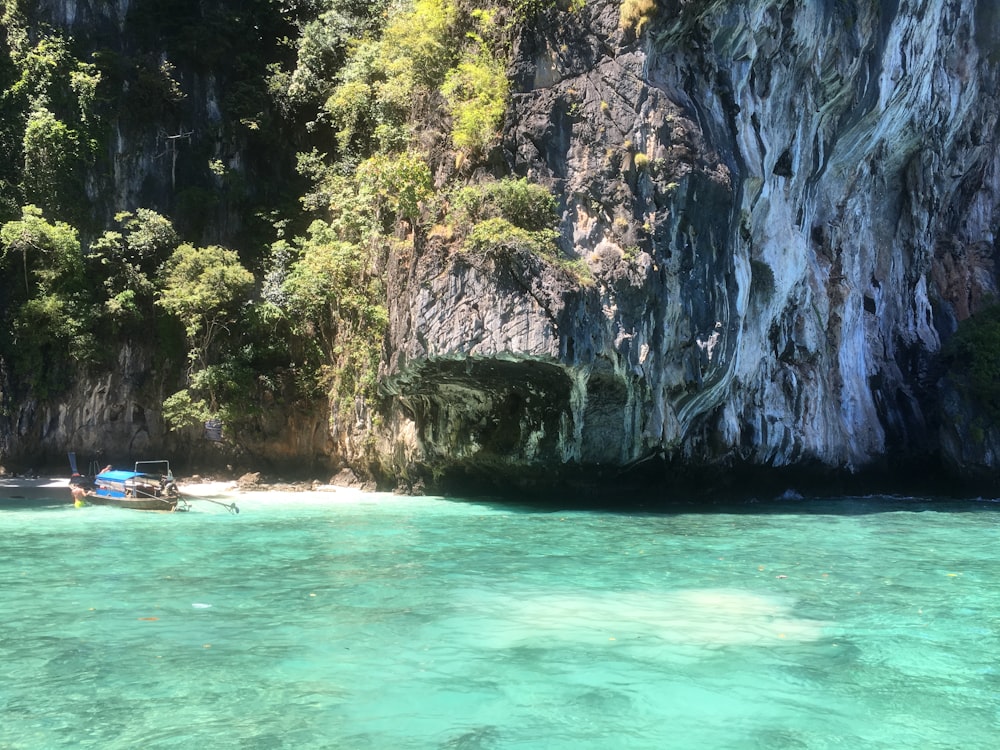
[97,470,147,482]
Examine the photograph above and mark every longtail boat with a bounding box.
[71,460,185,512]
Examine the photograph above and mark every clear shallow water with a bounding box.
[2,492,999,749]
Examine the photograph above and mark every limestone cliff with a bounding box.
[376,0,1000,492]
[23,0,297,242]
[4,0,1000,494]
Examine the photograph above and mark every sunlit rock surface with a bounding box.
[379,0,1000,491]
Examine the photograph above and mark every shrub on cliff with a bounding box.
[943,303,1000,422]
[451,177,557,232]
[619,0,658,34]
[465,217,559,256]
[452,177,569,267]
[442,45,508,156]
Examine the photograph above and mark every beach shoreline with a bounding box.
[0,474,377,504]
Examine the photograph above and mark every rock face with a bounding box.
[4,0,999,493]
[24,0,291,242]
[1,344,175,472]
[378,0,1000,492]
[0,339,335,475]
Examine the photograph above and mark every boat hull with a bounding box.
[80,492,180,511]
[0,477,72,502]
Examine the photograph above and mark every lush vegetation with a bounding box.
[0,205,94,396]
[944,303,1000,423]
[0,0,580,452]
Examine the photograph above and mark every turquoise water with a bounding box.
[2,491,999,749]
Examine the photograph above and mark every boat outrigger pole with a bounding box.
[181,493,240,514]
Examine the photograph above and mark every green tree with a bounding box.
[1,204,85,302]
[4,32,100,223]
[20,106,83,219]
[0,204,96,391]
[280,220,387,409]
[0,7,24,220]
[8,33,90,111]
[282,222,367,342]
[157,243,254,374]
[323,0,459,157]
[356,151,433,229]
[88,209,180,329]
[157,243,255,429]
[272,0,389,111]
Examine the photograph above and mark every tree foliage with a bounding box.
[356,151,433,228]
[944,304,1000,423]
[21,106,83,218]
[1,204,84,300]
[88,209,180,327]
[451,177,558,232]
[269,0,389,113]
[322,0,460,158]
[442,44,508,156]
[157,243,254,371]
[279,219,388,410]
[0,204,95,392]
[1,30,98,223]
